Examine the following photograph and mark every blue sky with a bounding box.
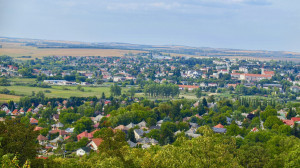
[1,0,300,52]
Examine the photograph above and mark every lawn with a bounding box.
[0,85,126,100]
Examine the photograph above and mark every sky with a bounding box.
[0,0,300,52]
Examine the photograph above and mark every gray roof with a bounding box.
[126,122,136,129]
[51,122,64,128]
[212,127,227,133]
[127,140,137,148]
[134,129,149,136]
[186,133,201,138]
[137,120,147,127]
[49,136,64,143]
[185,128,196,134]
[137,137,158,144]
[78,147,91,153]
[65,127,74,133]
[156,120,163,124]
[94,114,104,122]
[189,122,199,128]
[149,126,160,130]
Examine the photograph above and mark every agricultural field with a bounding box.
[0,42,146,60]
[0,85,124,101]
[0,94,21,103]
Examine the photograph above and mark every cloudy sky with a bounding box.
[1,0,299,51]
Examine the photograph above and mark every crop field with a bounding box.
[0,85,124,101]
[0,94,21,103]
[0,48,146,60]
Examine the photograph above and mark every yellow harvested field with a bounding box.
[0,47,146,59]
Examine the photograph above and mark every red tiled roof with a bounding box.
[37,135,48,141]
[30,118,38,124]
[227,84,237,87]
[282,120,294,126]
[34,126,43,131]
[251,127,258,132]
[12,109,18,115]
[114,125,129,131]
[264,71,275,75]
[92,138,103,147]
[77,131,94,141]
[64,136,71,140]
[214,124,224,128]
[291,117,300,122]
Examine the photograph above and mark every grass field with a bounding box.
[0,85,123,101]
[0,94,22,103]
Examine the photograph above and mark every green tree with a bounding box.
[226,123,241,136]
[110,84,122,96]
[96,128,127,158]
[195,88,202,98]
[74,117,93,133]
[264,116,283,129]
[0,118,39,164]
[202,98,208,107]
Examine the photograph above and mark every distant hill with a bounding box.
[1,36,300,61]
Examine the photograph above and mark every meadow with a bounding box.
[0,85,116,102]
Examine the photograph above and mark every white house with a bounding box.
[76,147,91,156]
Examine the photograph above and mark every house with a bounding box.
[189,122,199,128]
[53,114,59,122]
[30,118,38,125]
[291,117,300,123]
[126,123,136,129]
[291,86,300,93]
[282,120,294,126]
[87,138,103,151]
[214,124,224,128]
[49,129,69,138]
[212,127,227,134]
[77,131,94,141]
[251,127,259,132]
[37,135,48,145]
[226,117,232,124]
[127,140,137,148]
[65,127,74,133]
[227,84,237,88]
[51,122,64,130]
[34,126,43,131]
[240,74,272,82]
[212,124,227,133]
[185,128,200,138]
[134,129,149,140]
[93,114,104,123]
[208,83,217,87]
[76,147,91,156]
[137,137,158,147]
[156,120,163,127]
[115,125,129,132]
[137,120,147,128]
[49,136,64,149]
[178,85,199,91]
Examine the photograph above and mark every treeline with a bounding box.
[144,83,179,98]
